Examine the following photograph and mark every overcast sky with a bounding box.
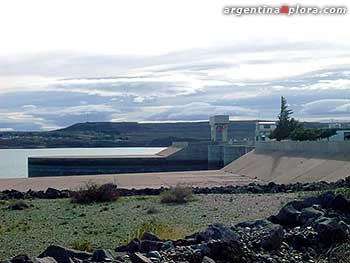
[0,0,349,131]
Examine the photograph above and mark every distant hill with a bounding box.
[57,120,258,144]
[1,120,349,148]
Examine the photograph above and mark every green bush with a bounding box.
[160,184,192,204]
[71,183,119,204]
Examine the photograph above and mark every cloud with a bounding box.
[146,102,257,121]
[301,99,350,115]
[0,42,350,130]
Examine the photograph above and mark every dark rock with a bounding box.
[3,190,26,199]
[129,252,152,263]
[146,251,161,260]
[260,225,284,251]
[315,218,348,245]
[140,232,161,241]
[11,255,32,263]
[115,238,141,253]
[300,207,324,225]
[317,191,335,208]
[8,201,30,210]
[38,245,92,263]
[274,204,301,226]
[331,194,350,213]
[35,257,58,263]
[201,256,216,263]
[205,240,243,262]
[91,249,114,262]
[187,224,240,243]
[160,240,175,251]
[44,188,62,199]
[139,240,163,253]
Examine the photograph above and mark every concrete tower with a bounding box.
[209,115,229,143]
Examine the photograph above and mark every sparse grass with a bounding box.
[71,183,119,204]
[0,192,304,259]
[126,220,189,242]
[69,240,94,252]
[295,188,350,201]
[160,184,193,204]
[335,188,350,199]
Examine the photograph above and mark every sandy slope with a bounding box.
[222,149,350,183]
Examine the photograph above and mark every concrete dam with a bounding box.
[223,141,350,184]
[28,116,253,177]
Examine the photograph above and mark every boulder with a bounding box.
[317,191,335,208]
[331,194,350,213]
[315,218,348,245]
[260,225,284,251]
[91,249,114,262]
[11,255,32,263]
[139,240,163,253]
[38,245,92,263]
[188,224,240,243]
[205,240,243,262]
[300,207,324,225]
[44,188,62,199]
[115,238,141,253]
[274,204,301,226]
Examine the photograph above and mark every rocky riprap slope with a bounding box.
[1,177,350,200]
[1,191,350,263]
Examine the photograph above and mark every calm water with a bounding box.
[0,147,165,179]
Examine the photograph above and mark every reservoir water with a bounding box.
[0,147,165,179]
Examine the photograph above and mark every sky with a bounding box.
[0,0,349,131]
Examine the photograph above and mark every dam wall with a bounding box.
[28,142,210,177]
[208,144,254,169]
[255,141,350,154]
[223,141,350,184]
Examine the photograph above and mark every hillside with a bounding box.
[1,120,349,148]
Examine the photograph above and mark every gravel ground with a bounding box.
[0,192,301,259]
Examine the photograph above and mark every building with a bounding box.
[328,123,342,129]
[255,121,276,142]
[327,130,350,141]
[209,115,229,143]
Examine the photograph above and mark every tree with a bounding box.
[270,96,301,141]
[270,96,338,141]
[290,128,337,141]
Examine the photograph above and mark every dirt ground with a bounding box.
[0,170,258,191]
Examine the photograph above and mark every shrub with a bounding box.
[146,206,160,214]
[8,200,30,210]
[160,184,192,204]
[70,240,94,252]
[71,183,119,204]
